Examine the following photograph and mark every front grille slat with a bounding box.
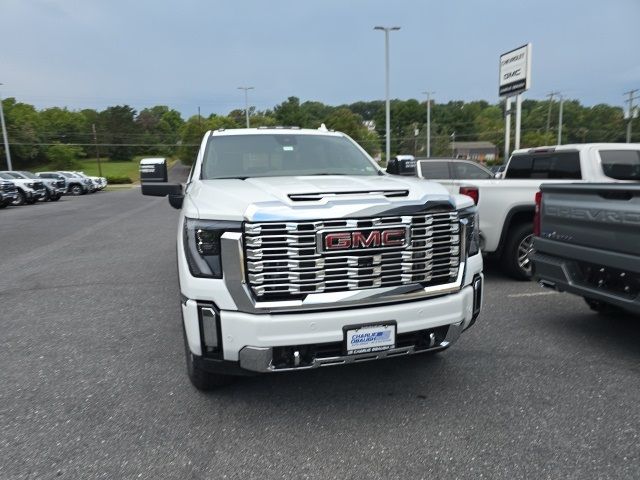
[245,212,462,300]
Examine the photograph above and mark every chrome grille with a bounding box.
[244,212,462,300]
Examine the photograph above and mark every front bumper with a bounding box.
[33,188,46,200]
[1,192,18,203]
[181,266,483,374]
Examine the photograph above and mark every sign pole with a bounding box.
[515,94,522,150]
[504,97,512,161]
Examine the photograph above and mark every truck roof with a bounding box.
[207,127,345,137]
[512,143,640,155]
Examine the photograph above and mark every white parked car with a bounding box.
[73,171,107,190]
[140,127,484,390]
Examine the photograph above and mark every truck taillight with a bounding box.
[460,186,479,205]
[533,191,542,236]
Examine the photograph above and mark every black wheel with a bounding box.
[43,189,51,201]
[12,190,26,206]
[183,324,233,391]
[501,223,534,280]
[584,297,622,315]
[50,194,61,201]
[69,184,83,196]
[0,201,7,208]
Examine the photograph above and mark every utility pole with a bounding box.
[422,91,434,157]
[197,106,202,134]
[451,132,456,158]
[545,91,560,136]
[92,124,102,177]
[374,26,401,164]
[557,95,565,145]
[0,83,12,170]
[237,86,254,128]
[624,89,639,143]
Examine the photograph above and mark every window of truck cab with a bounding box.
[505,151,582,179]
[599,150,640,181]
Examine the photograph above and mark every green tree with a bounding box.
[273,97,309,127]
[2,98,44,167]
[46,143,84,169]
[135,105,184,156]
[97,105,139,160]
[40,107,88,145]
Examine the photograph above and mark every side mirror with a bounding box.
[140,158,184,209]
[140,157,168,182]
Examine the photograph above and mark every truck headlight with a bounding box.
[460,207,480,257]
[183,218,242,278]
[27,182,35,188]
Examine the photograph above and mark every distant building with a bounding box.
[449,141,497,163]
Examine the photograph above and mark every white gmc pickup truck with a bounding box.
[417,144,640,280]
[141,127,484,390]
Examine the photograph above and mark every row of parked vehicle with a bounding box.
[0,170,107,207]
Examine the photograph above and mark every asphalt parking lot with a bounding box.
[1,181,639,479]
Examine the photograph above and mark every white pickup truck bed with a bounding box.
[417,144,640,279]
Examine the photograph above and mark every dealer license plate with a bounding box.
[345,324,396,355]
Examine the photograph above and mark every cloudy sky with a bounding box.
[2,0,639,116]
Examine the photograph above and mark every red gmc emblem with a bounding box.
[322,228,407,252]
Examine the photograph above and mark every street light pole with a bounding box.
[237,86,254,128]
[422,91,435,157]
[0,83,12,170]
[374,26,400,164]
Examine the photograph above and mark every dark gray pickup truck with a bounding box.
[532,183,640,316]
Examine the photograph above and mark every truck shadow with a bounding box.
[207,349,480,410]
[549,308,640,357]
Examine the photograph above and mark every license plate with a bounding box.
[345,323,396,355]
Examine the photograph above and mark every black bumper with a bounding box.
[532,238,640,316]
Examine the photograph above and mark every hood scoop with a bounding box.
[288,189,409,202]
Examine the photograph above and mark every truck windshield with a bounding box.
[600,150,640,181]
[17,171,38,179]
[1,172,25,179]
[201,134,379,179]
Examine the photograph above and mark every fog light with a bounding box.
[200,307,219,352]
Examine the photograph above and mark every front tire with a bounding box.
[69,184,83,196]
[12,190,26,206]
[501,223,534,280]
[50,194,61,201]
[183,325,233,391]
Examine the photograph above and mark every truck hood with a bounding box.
[186,175,471,221]
[4,178,41,188]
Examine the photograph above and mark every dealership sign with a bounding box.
[499,43,531,97]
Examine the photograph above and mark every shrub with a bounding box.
[106,175,132,184]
